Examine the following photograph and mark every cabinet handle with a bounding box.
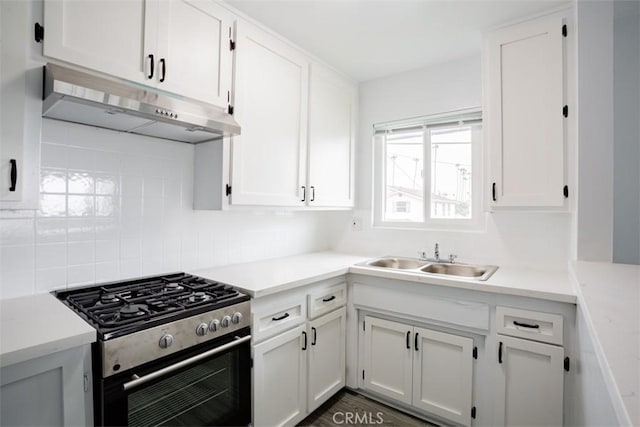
[159,58,166,82]
[301,186,306,202]
[492,182,497,202]
[406,331,410,349]
[513,320,540,329]
[9,159,17,191]
[148,54,154,79]
[271,313,289,322]
[310,186,315,202]
[322,295,335,303]
[302,331,307,351]
[498,341,503,363]
[311,327,317,346]
[414,332,419,351]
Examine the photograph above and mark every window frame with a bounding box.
[373,108,484,231]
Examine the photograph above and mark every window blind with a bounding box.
[373,108,482,135]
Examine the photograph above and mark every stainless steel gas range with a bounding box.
[54,273,251,427]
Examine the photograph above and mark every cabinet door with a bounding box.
[231,22,309,206]
[362,316,412,404]
[412,328,473,426]
[307,64,355,207]
[495,335,564,426]
[486,14,565,207]
[308,307,346,413]
[43,0,156,85]
[253,325,307,427]
[157,0,232,107]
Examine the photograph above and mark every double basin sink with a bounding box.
[361,257,498,281]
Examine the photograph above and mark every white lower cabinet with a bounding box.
[253,324,307,427]
[253,301,346,427]
[494,335,564,427]
[362,316,474,426]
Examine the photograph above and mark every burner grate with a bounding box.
[62,273,242,333]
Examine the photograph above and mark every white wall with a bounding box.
[612,1,640,265]
[334,55,572,270]
[575,0,615,262]
[0,119,336,299]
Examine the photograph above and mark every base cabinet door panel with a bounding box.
[362,316,413,404]
[308,307,346,413]
[495,335,564,426]
[412,327,473,426]
[253,325,307,427]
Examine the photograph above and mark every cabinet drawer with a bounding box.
[308,283,346,319]
[252,295,306,343]
[496,306,563,345]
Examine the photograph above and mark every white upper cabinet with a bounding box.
[44,0,154,85]
[485,13,566,207]
[307,63,356,208]
[157,0,233,108]
[43,0,233,107]
[230,21,309,207]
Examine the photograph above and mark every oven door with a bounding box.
[100,328,251,427]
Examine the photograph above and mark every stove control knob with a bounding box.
[196,323,209,336]
[159,334,174,349]
[232,312,243,324]
[221,315,231,328]
[209,319,220,332]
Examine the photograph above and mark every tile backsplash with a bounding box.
[0,119,333,299]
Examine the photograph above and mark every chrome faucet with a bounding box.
[418,243,441,262]
[434,243,440,262]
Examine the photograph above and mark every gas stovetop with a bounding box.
[54,273,250,340]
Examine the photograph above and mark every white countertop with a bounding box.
[570,261,640,426]
[0,293,96,368]
[192,251,576,302]
[192,252,369,298]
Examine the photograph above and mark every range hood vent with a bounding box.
[42,64,240,143]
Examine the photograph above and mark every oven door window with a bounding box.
[128,351,239,427]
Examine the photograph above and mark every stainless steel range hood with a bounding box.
[42,64,240,143]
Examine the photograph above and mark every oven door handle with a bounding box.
[122,334,251,392]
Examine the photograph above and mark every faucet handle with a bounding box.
[448,254,458,264]
[417,250,427,260]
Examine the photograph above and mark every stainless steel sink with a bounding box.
[360,256,498,281]
[367,257,427,270]
[420,263,498,280]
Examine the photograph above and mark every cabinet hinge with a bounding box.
[473,346,478,359]
[34,23,44,43]
[230,39,236,51]
[225,184,232,197]
[228,105,234,115]
[562,24,568,37]
[471,406,477,419]
[563,185,569,198]
[564,356,570,372]
[563,105,568,118]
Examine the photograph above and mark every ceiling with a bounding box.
[225,0,570,82]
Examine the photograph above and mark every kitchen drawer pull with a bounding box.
[513,320,540,329]
[159,58,166,82]
[498,341,503,363]
[122,335,251,391]
[414,332,419,351]
[148,54,154,79]
[301,186,306,202]
[302,331,307,350]
[9,159,17,191]
[310,186,315,202]
[406,331,410,349]
[322,295,336,303]
[271,313,290,322]
[311,327,317,346]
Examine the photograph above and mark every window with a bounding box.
[373,109,482,229]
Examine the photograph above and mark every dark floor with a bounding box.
[297,390,438,427]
